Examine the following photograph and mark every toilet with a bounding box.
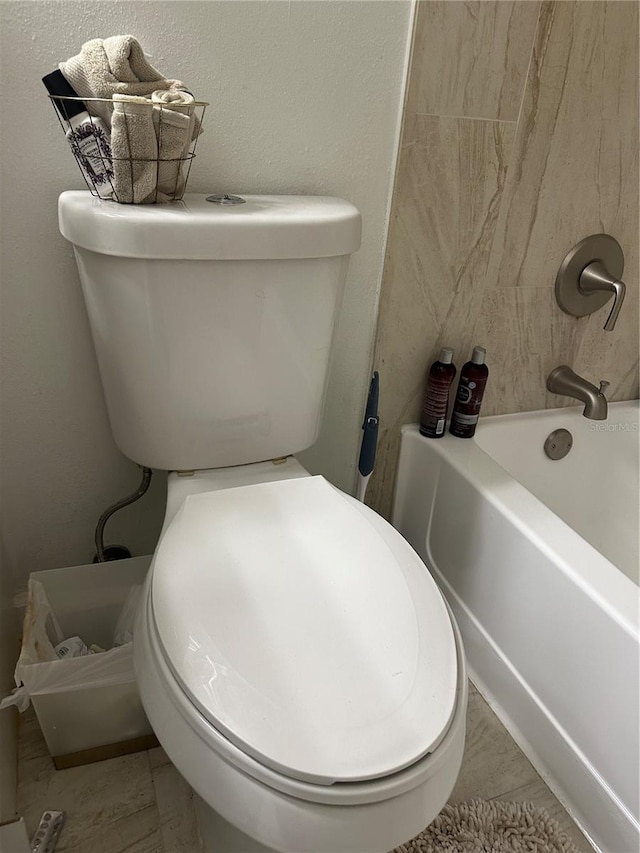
[58,191,467,853]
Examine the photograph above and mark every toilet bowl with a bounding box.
[59,191,468,853]
[134,461,467,853]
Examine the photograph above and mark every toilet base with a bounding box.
[194,794,277,853]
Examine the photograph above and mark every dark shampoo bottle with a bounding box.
[449,346,489,438]
[419,347,456,438]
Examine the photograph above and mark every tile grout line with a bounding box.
[513,0,544,132]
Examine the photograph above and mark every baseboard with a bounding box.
[53,733,159,770]
[435,569,639,853]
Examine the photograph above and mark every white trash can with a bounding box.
[2,555,157,768]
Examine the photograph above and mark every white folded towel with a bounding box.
[60,36,188,128]
[111,95,158,204]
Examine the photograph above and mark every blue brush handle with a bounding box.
[358,372,379,478]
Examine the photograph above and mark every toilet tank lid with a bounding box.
[58,192,362,260]
[150,476,458,785]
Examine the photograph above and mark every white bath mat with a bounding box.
[393,799,581,853]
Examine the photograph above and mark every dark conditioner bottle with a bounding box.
[419,347,456,438]
[449,346,489,438]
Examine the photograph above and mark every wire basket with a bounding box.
[48,95,208,204]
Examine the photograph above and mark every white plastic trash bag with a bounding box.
[19,577,63,661]
[0,576,135,713]
[113,585,141,646]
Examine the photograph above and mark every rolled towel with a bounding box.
[152,89,202,140]
[152,105,194,200]
[111,95,158,204]
[60,36,188,128]
[151,89,194,112]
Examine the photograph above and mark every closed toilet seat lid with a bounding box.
[151,476,457,785]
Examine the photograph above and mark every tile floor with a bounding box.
[17,682,594,853]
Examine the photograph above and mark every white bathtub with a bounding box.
[393,401,639,853]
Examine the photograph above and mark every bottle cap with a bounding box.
[42,69,86,122]
[471,346,486,365]
[438,347,454,364]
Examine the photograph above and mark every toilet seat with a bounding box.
[150,475,457,787]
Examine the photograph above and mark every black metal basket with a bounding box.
[48,95,208,204]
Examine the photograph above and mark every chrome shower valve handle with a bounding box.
[578,261,626,331]
[555,234,628,332]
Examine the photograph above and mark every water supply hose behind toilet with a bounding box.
[94,466,152,561]
[356,372,379,503]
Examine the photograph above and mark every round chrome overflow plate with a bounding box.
[206,194,246,205]
[544,428,573,460]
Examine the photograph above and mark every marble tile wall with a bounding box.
[369,0,639,518]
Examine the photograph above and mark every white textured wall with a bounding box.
[0,1,412,593]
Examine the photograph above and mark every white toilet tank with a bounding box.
[59,192,361,471]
